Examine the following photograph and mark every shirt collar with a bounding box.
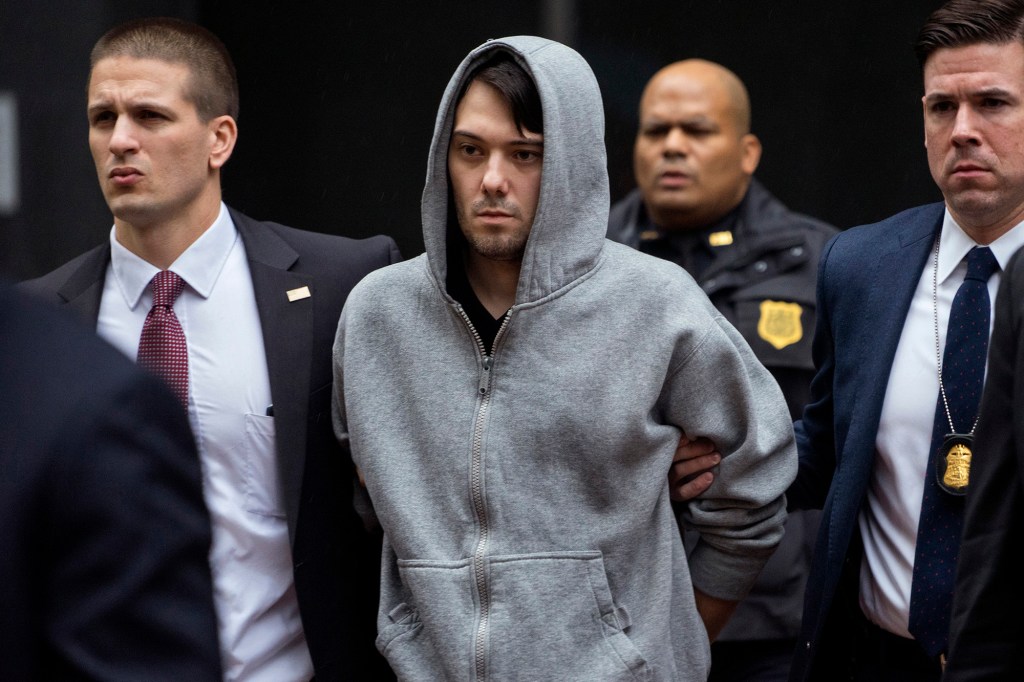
[937,207,1024,285]
[108,203,238,310]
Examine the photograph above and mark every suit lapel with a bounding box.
[57,244,111,324]
[847,205,943,465]
[233,210,313,544]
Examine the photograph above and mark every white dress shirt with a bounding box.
[863,209,1024,637]
[97,204,313,681]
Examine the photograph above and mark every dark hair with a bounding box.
[90,17,239,121]
[457,51,543,135]
[915,0,1024,67]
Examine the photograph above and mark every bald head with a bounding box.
[641,59,752,134]
[633,59,761,231]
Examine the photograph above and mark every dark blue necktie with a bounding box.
[908,246,998,657]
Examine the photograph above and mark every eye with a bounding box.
[90,111,115,126]
[137,109,167,122]
[641,124,669,139]
[512,149,542,163]
[930,100,956,114]
[981,97,1008,109]
[684,126,714,138]
[457,143,481,157]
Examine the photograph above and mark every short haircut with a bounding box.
[457,51,543,135]
[915,0,1024,67]
[90,17,239,121]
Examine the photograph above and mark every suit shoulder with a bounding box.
[19,244,109,302]
[268,220,398,255]
[840,202,943,240]
[823,203,939,257]
[232,210,401,271]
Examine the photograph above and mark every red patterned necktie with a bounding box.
[137,270,188,408]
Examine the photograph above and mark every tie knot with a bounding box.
[150,270,185,307]
[964,246,998,283]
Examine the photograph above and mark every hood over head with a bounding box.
[421,36,610,304]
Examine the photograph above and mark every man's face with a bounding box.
[633,67,759,230]
[448,79,543,262]
[88,56,228,230]
[924,41,1024,239]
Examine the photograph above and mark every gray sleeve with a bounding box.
[332,304,382,532]
[667,313,797,601]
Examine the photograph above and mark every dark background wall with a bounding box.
[1,1,942,280]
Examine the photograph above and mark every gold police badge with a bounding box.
[758,300,803,350]
[936,434,972,496]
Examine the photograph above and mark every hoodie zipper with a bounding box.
[455,304,510,681]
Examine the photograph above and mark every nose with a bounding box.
[663,126,690,158]
[481,155,510,195]
[951,106,982,147]
[108,116,140,157]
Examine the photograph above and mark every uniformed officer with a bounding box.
[607,59,837,682]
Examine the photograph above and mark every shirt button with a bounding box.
[754,261,768,273]
[790,246,805,257]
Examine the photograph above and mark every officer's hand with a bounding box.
[670,435,720,502]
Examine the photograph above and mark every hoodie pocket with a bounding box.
[381,551,651,682]
[378,557,477,681]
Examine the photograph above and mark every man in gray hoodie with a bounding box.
[332,36,796,681]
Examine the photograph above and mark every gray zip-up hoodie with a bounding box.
[333,36,796,681]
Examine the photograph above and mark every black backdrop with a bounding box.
[1,1,942,279]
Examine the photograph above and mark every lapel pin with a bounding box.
[286,286,311,302]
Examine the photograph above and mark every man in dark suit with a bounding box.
[944,244,1024,680]
[787,1,1024,679]
[672,0,1024,679]
[22,17,399,680]
[0,282,221,680]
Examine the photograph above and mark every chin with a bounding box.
[467,233,528,261]
[651,189,698,207]
[109,199,162,228]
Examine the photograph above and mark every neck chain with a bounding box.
[932,234,978,437]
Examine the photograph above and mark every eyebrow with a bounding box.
[925,86,1016,104]
[451,129,544,146]
[641,115,717,127]
[87,98,171,115]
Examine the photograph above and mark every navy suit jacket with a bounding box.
[22,207,402,680]
[0,282,221,680]
[787,202,945,681]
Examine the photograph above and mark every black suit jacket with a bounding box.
[0,283,221,680]
[21,208,402,680]
[944,245,1024,681]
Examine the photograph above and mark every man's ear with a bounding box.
[741,133,762,175]
[208,115,238,170]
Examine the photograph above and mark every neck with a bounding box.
[950,202,1024,246]
[649,209,718,233]
[464,250,521,318]
[646,191,745,233]
[114,195,222,270]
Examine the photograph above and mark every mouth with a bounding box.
[657,169,693,189]
[109,167,143,186]
[475,210,515,225]
[948,154,991,177]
